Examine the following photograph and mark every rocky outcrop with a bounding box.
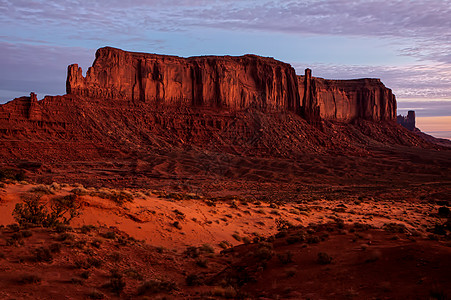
[298,69,397,122]
[397,111,416,131]
[67,47,300,112]
[67,47,396,123]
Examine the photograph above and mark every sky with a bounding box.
[0,0,450,138]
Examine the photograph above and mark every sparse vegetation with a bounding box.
[13,194,81,228]
[232,233,242,241]
[101,231,116,239]
[91,188,134,205]
[29,184,55,195]
[317,252,333,265]
[104,269,126,295]
[172,221,182,230]
[0,168,25,182]
[196,258,208,268]
[32,246,53,262]
[137,279,176,295]
[219,240,232,249]
[383,222,408,233]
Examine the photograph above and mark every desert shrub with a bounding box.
[200,244,214,254]
[50,182,61,191]
[438,206,450,217]
[137,279,176,295]
[270,209,280,215]
[13,194,81,228]
[196,258,208,268]
[433,224,447,235]
[317,252,333,265]
[80,224,96,234]
[229,200,238,209]
[184,246,200,258]
[0,168,25,182]
[54,224,72,233]
[232,233,242,241]
[277,251,293,264]
[254,242,273,261]
[105,270,126,295]
[353,222,373,231]
[91,239,102,248]
[276,218,293,231]
[94,188,134,205]
[32,247,53,262]
[47,195,81,225]
[383,222,407,233]
[70,187,89,196]
[286,234,304,244]
[13,194,48,227]
[55,232,74,242]
[101,231,116,239]
[29,184,54,195]
[218,240,231,249]
[172,221,182,230]
[307,235,320,244]
[173,209,185,219]
[7,223,20,232]
[269,202,279,209]
[18,274,41,284]
[242,236,251,244]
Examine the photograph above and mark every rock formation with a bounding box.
[298,70,397,122]
[67,47,396,123]
[397,111,416,131]
[67,47,300,113]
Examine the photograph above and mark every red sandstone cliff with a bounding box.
[67,47,300,113]
[298,69,396,123]
[67,47,396,123]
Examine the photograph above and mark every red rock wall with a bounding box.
[67,47,300,112]
[67,47,396,122]
[298,69,397,122]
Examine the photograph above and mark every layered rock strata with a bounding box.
[67,47,396,123]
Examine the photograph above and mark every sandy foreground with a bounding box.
[0,181,450,299]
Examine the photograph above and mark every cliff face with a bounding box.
[67,47,299,112]
[66,47,396,123]
[298,69,397,122]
